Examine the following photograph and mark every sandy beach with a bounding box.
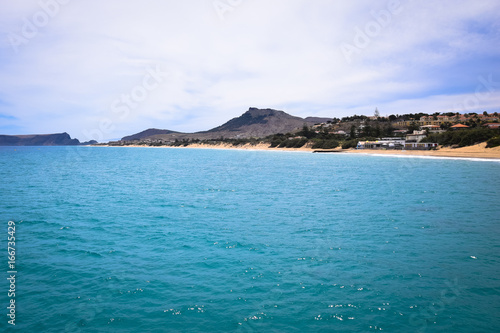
[102,142,500,160]
[341,142,500,160]
[173,142,313,152]
[102,142,314,152]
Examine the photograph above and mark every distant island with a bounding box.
[106,107,500,150]
[0,133,96,146]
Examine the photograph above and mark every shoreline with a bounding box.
[343,142,500,160]
[95,142,500,160]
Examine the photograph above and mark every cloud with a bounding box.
[0,0,499,141]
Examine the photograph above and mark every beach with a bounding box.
[104,142,500,160]
[342,142,500,160]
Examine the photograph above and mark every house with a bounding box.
[357,141,383,149]
[405,142,438,150]
[420,125,444,133]
[419,115,458,125]
[406,130,427,143]
[357,138,405,150]
[483,123,500,129]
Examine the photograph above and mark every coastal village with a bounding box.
[108,109,500,152]
[310,111,500,151]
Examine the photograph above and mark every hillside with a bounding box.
[0,133,81,146]
[122,108,331,142]
[121,128,180,141]
[203,107,325,138]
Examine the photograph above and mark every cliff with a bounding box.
[0,133,81,146]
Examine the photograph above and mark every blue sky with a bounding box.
[1,0,499,141]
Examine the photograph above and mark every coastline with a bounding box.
[96,142,500,160]
[99,142,314,152]
[342,142,500,160]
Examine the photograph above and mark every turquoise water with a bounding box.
[1,146,500,332]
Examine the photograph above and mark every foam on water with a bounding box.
[350,152,500,163]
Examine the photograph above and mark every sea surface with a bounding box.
[1,146,500,332]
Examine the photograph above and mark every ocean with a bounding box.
[1,146,499,332]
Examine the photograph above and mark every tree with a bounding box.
[299,124,315,139]
[441,122,452,130]
[383,124,395,137]
[350,125,356,139]
[374,107,380,118]
[342,139,359,149]
[362,125,372,137]
[407,122,420,133]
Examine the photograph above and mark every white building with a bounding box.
[357,138,405,150]
[405,130,427,143]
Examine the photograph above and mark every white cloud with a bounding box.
[0,0,499,141]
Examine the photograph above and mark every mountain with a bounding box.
[80,140,98,145]
[304,117,333,124]
[121,128,180,141]
[0,133,81,146]
[122,108,332,142]
[201,107,327,138]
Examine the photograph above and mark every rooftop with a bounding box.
[450,124,470,128]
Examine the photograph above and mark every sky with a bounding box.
[1,0,500,142]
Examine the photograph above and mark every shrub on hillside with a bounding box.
[269,134,287,148]
[486,136,500,148]
[270,139,283,147]
[281,138,308,148]
[342,139,358,149]
[312,139,339,149]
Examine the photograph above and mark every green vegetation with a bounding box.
[269,134,287,148]
[342,139,359,149]
[277,137,308,148]
[422,128,500,147]
[486,136,500,148]
[171,139,196,147]
[311,139,339,149]
[268,126,343,149]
